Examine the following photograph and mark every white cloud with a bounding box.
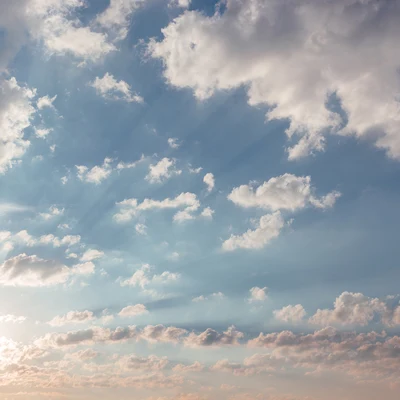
[49,144,56,153]
[149,0,400,159]
[96,0,146,41]
[192,292,225,302]
[118,304,148,318]
[167,137,180,149]
[145,157,181,183]
[0,202,30,216]
[222,211,285,251]
[116,154,146,170]
[114,192,200,223]
[0,314,26,324]
[135,223,147,235]
[200,207,214,219]
[120,263,180,289]
[61,176,68,185]
[309,292,388,327]
[48,310,95,327]
[167,251,180,261]
[76,157,113,184]
[189,166,202,174]
[80,249,104,262]
[34,127,52,138]
[169,0,191,8]
[203,172,215,192]
[0,77,36,173]
[72,261,95,276]
[90,73,143,103]
[274,304,306,323]
[36,94,57,110]
[77,155,145,184]
[248,287,268,302]
[0,253,70,287]
[28,0,115,63]
[39,206,64,220]
[228,174,340,212]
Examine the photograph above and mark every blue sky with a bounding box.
[0,0,400,399]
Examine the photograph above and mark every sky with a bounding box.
[0,0,400,399]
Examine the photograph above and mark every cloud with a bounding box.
[222,211,285,251]
[0,254,70,287]
[248,287,268,302]
[48,310,95,327]
[80,249,104,262]
[29,0,115,63]
[76,157,113,184]
[309,292,388,327]
[169,0,191,9]
[192,292,225,302]
[37,94,57,110]
[39,206,64,220]
[117,353,169,371]
[203,173,215,192]
[10,230,81,249]
[229,174,340,212]
[34,127,53,138]
[0,203,30,216]
[0,77,36,173]
[145,158,182,183]
[185,326,244,347]
[274,305,306,324]
[200,207,214,219]
[114,192,200,223]
[120,264,180,290]
[168,137,180,149]
[118,304,149,318]
[65,349,98,361]
[90,73,143,103]
[95,0,146,41]
[172,361,204,373]
[149,0,400,159]
[135,223,147,235]
[0,314,26,324]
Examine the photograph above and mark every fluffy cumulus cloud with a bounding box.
[228,174,340,212]
[168,137,180,149]
[36,94,57,110]
[309,291,390,327]
[27,0,115,63]
[95,0,146,41]
[272,292,400,327]
[203,172,215,192]
[90,73,143,103]
[118,304,148,318]
[39,206,64,220]
[0,254,70,287]
[222,211,285,251]
[146,157,182,183]
[274,304,306,324]
[48,310,95,327]
[0,314,26,324]
[248,286,268,302]
[150,0,400,159]
[114,192,201,223]
[0,77,37,173]
[76,157,113,184]
[185,326,244,347]
[80,249,104,262]
[120,264,180,293]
